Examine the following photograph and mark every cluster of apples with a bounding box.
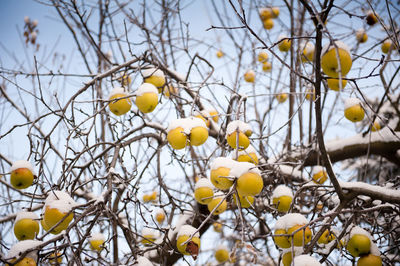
[258,50,272,73]
[9,191,76,265]
[108,67,168,116]
[258,6,280,30]
[346,226,382,266]
[142,191,157,203]
[167,117,209,149]
[364,10,396,54]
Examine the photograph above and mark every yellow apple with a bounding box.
[167,126,187,150]
[226,131,250,150]
[236,172,263,196]
[141,234,157,245]
[278,37,291,52]
[273,229,291,249]
[302,42,315,62]
[258,51,269,63]
[135,92,158,113]
[90,239,105,251]
[149,191,157,202]
[259,8,272,20]
[213,222,223,232]
[210,167,233,190]
[346,234,371,257]
[312,168,328,184]
[11,167,34,190]
[48,252,62,265]
[176,234,201,256]
[118,74,131,87]
[305,88,315,101]
[43,206,73,234]
[272,195,292,213]
[207,195,227,215]
[276,93,288,103]
[215,246,229,263]
[108,93,132,116]
[318,229,333,244]
[163,84,179,97]
[366,11,378,26]
[195,113,210,128]
[381,39,393,54]
[216,50,224,58]
[141,228,159,246]
[263,18,274,30]
[194,186,214,205]
[356,29,368,43]
[357,254,382,266]
[371,121,381,132]
[345,104,365,122]
[287,225,312,246]
[143,69,166,88]
[327,77,347,91]
[142,194,151,203]
[262,61,272,72]
[233,194,254,208]
[208,110,219,123]
[14,218,39,241]
[237,153,258,165]
[190,126,208,146]
[321,42,352,78]
[156,212,165,224]
[271,7,279,18]
[7,257,36,266]
[244,70,255,83]
[282,251,294,266]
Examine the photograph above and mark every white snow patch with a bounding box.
[11,160,34,173]
[278,34,288,42]
[46,200,74,214]
[142,68,165,79]
[135,256,154,266]
[45,190,75,206]
[136,83,158,96]
[326,127,400,153]
[167,68,185,81]
[230,161,261,177]
[272,185,293,199]
[211,157,237,170]
[226,120,252,136]
[349,226,373,241]
[167,117,207,134]
[89,232,105,241]
[15,211,38,222]
[370,242,381,256]
[344,98,362,109]
[195,178,214,190]
[274,213,308,230]
[312,166,326,175]
[216,244,228,251]
[109,87,128,98]
[142,227,159,238]
[340,181,400,201]
[322,41,351,56]
[7,240,42,261]
[292,255,321,266]
[177,224,199,238]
